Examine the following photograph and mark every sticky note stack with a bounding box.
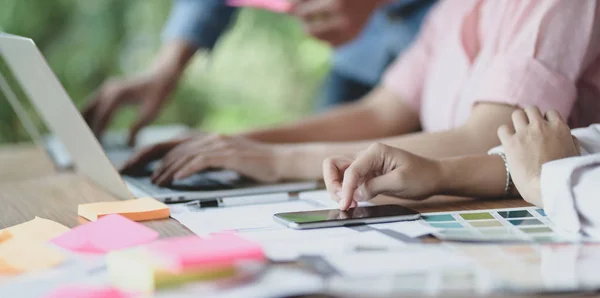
[78,197,170,222]
[0,217,70,276]
[107,234,266,292]
[52,214,159,254]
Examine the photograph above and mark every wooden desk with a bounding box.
[0,144,191,238]
[1,144,583,298]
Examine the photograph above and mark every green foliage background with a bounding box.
[0,0,331,143]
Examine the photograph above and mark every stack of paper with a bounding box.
[78,197,170,222]
[51,214,159,254]
[107,234,266,292]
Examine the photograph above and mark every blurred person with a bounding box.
[324,107,600,238]
[83,0,434,146]
[121,0,600,189]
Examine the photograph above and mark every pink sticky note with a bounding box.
[51,214,158,254]
[227,0,292,13]
[148,233,265,271]
[45,285,137,298]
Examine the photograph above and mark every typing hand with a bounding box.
[291,0,387,46]
[323,143,442,210]
[146,134,283,186]
[498,107,580,206]
[119,136,192,176]
[83,71,177,147]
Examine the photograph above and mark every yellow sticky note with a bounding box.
[0,217,70,242]
[0,237,65,276]
[78,197,170,222]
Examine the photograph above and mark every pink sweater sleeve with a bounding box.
[381,2,442,114]
[472,0,600,118]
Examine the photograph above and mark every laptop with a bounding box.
[0,34,318,202]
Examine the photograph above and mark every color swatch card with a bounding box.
[0,237,65,276]
[51,214,159,254]
[227,0,292,13]
[78,197,170,222]
[421,207,578,243]
[0,217,70,242]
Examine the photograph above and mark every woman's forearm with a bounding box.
[438,155,513,198]
[242,87,420,144]
[275,103,517,181]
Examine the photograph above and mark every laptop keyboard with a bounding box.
[122,176,174,195]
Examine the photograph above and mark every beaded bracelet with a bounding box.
[489,152,513,197]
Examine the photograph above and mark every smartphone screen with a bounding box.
[274,204,420,228]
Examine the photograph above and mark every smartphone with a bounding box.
[273,204,421,230]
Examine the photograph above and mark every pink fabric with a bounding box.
[383,0,600,132]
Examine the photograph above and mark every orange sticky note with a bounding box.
[0,237,65,276]
[78,197,170,222]
[0,217,70,242]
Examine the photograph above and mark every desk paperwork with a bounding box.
[171,200,322,235]
[78,197,170,222]
[51,214,158,254]
[0,217,69,242]
[171,192,435,261]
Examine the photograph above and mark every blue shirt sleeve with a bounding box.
[162,0,237,50]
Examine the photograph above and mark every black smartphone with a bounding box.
[273,204,421,230]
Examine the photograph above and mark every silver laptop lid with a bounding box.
[0,34,133,200]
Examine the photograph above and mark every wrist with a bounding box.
[273,143,328,181]
[150,40,196,80]
[436,158,457,195]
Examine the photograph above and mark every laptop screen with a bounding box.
[0,51,50,144]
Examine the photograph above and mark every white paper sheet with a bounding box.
[369,221,438,238]
[324,245,473,277]
[240,229,405,261]
[171,200,322,235]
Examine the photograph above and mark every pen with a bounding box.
[185,193,294,210]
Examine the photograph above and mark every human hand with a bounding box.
[82,69,178,146]
[323,143,443,210]
[119,136,192,176]
[291,0,387,46]
[142,134,284,186]
[498,107,580,206]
